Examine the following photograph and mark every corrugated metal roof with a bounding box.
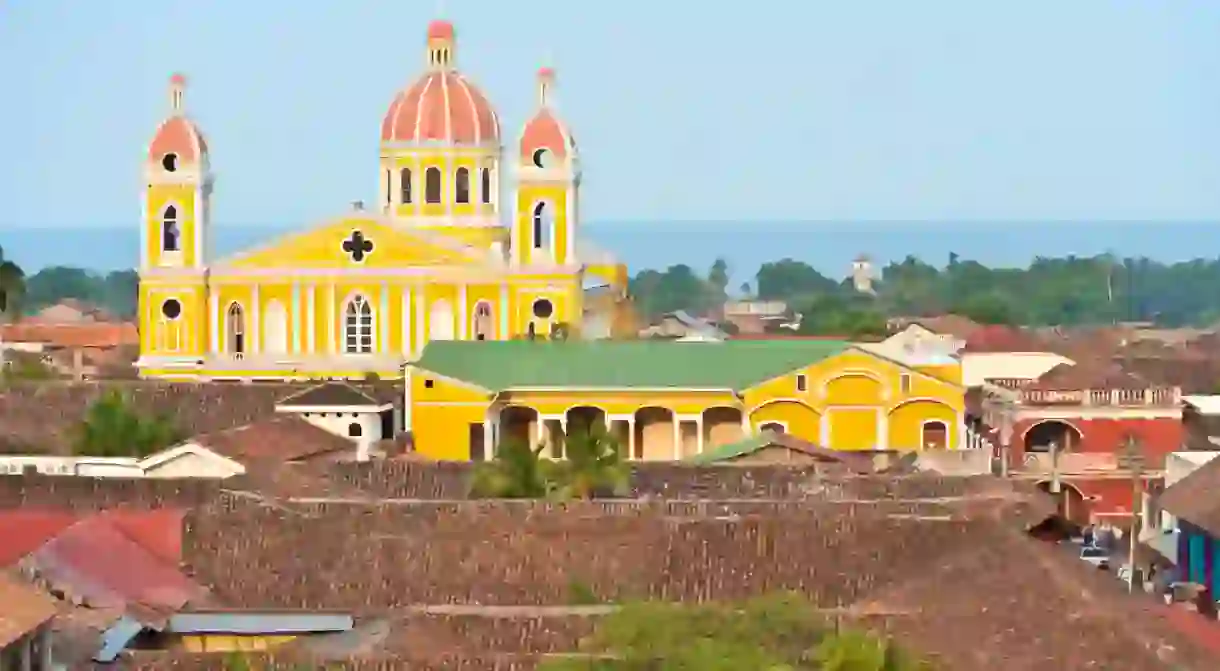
[93,617,144,663]
[23,517,206,625]
[169,612,354,634]
[0,511,76,567]
[0,574,56,648]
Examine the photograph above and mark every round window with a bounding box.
[161,299,182,320]
[532,299,554,319]
[161,153,179,172]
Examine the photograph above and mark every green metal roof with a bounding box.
[687,433,774,464]
[412,339,850,391]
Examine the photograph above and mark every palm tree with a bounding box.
[73,390,184,458]
[0,245,25,322]
[811,628,933,671]
[469,437,554,499]
[550,423,629,500]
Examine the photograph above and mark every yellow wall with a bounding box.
[180,634,298,653]
[145,184,198,268]
[139,279,207,357]
[740,348,965,451]
[408,346,966,460]
[516,183,572,266]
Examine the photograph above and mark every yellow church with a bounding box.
[136,19,629,380]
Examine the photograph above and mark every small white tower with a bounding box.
[852,254,876,295]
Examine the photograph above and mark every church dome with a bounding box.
[148,74,208,162]
[380,21,500,146]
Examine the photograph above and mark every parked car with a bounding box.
[1079,545,1110,569]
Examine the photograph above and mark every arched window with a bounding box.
[344,295,374,354]
[348,423,363,438]
[400,168,412,204]
[480,168,491,204]
[425,167,441,204]
[161,205,180,252]
[473,302,493,341]
[532,202,551,251]
[454,167,470,204]
[226,303,245,356]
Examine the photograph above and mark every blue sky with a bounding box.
[1,0,1219,229]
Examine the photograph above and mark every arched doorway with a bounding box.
[633,407,674,461]
[566,406,607,441]
[499,406,539,449]
[472,301,494,341]
[921,420,949,449]
[1023,420,1084,453]
[702,407,744,449]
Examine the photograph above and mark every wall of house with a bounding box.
[1177,521,1218,598]
[142,453,245,479]
[1014,416,1183,462]
[179,634,298,653]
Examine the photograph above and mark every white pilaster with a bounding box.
[402,367,413,431]
[193,185,204,268]
[306,285,316,353]
[250,284,260,354]
[379,282,389,353]
[499,283,509,339]
[876,410,887,451]
[457,284,468,340]
[139,192,149,270]
[741,414,751,437]
[565,185,576,264]
[694,416,705,455]
[402,286,412,356]
[672,418,683,460]
[627,418,637,460]
[957,412,967,451]
[482,416,494,459]
[820,414,830,448]
[291,284,301,353]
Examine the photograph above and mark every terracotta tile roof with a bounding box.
[0,322,138,348]
[0,573,56,647]
[688,431,875,473]
[192,415,355,463]
[0,511,76,566]
[857,527,1220,670]
[277,382,384,407]
[100,509,186,566]
[1024,361,1148,391]
[910,314,981,339]
[1117,355,1220,394]
[961,325,1051,353]
[1158,456,1220,536]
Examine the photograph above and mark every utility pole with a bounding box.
[1119,435,1146,593]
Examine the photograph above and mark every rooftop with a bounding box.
[412,339,850,391]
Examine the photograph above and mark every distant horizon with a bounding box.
[8,220,1220,283]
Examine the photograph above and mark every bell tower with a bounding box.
[142,73,212,272]
[513,66,580,267]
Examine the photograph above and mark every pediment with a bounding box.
[214,215,491,270]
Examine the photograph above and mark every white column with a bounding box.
[328,282,337,353]
[414,285,426,357]
[140,192,150,270]
[482,417,494,459]
[208,287,219,353]
[956,411,967,451]
[457,284,468,340]
[741,413,751,436]
[820,414,830,448]
[876,410,887,451]
[402,286,413,356]
[565,185,576,264]
[402,367,413,431]
[306,285,316,353]
[291,284,301,353]
[626,418,636,460]
[499,283,510,339]
[379,282,389,353]
[250,284,261,355]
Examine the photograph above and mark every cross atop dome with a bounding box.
[426,19,456,70]
[169,73,187,113]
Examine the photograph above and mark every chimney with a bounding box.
[351,200,365,212]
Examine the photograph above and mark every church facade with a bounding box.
[136,19,629,380]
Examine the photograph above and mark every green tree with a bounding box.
[0,245,26,322]
[468,437,554,499]
[549,423,629,500]
[708,257,731,306]
[538,593,931,670]
[756,258,838,301]
[72,390,184,458]
[629,265,711,320]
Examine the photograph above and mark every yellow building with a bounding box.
[136,20,628,380]
[406,339,967,461]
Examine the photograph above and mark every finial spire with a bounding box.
[169,73,187,113]
[537,64,555,107]
[426,19,456,70]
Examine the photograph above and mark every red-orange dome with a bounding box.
[148,117,208,162]
[427,19,454,40]
[381,72,500,145]
[519,108,573,163]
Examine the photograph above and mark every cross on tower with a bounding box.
[342,230,374,262]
